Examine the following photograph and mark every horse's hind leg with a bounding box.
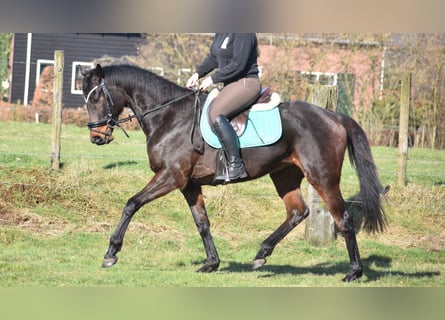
[315,186,363,281]
[182,184,220,272]
[253,167,309,269]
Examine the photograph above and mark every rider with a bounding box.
[186,33,261,182]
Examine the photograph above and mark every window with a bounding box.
[297,71,355,116]
[299,71,337,86]
[148,66,164,76]
[36,59,54,86]
[71,62,94,94]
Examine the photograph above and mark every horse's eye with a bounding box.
[89,92,100,104]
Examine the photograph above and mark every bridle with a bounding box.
[84,79,136,138]
[85,79,201,139]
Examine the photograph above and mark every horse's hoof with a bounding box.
[342,271,362,282]
[196,262,219,273]
[252,258,266,270]
[102,256,118,268]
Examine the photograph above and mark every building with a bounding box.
[257,35,385,115]
[8,33,384,114]
[9,33,142,107]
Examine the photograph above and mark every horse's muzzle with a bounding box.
[90,126,114,145]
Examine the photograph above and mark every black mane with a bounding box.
[101,64,189,102]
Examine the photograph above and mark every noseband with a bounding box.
[85,80,135,138]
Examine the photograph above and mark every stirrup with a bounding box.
[213,159,248,184]
[226,158,248,181]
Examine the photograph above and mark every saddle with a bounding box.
[200,87,282,185]
[218,87,281,136]
[200,87,282,149]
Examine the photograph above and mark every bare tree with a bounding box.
[135,33,213,85]
[133,33,445,149]
[384,33,445,149]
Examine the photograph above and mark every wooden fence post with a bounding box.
[398,73,411,186]
[304,84,338,245]
[50,50,64,171]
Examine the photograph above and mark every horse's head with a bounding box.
[82,64,127,145]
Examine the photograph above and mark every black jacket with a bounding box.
[195,33,259,86]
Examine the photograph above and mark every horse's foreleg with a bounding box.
[253,168,308,269]
[102,200,136,268]
[182,184,220,272]
[102,172,177,268]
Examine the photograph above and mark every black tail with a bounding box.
[339,115,387,233]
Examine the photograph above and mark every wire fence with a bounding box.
[1,123,443,221]
[1,124,444,191]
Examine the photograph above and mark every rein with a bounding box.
[137,88,204,153]
[139,89,199,120]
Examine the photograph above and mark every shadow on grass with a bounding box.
[103,161,138,169]
[216,254,440,283]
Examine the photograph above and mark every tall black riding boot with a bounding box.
[211,115,248,182]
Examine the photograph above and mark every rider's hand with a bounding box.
[199,76,214,91]
[186,73,199,89]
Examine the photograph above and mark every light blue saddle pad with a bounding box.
[200,89,282,149]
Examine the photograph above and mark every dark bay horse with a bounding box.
[82,64,386,282]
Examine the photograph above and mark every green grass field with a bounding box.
[0,121,444,286]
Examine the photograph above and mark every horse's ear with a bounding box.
[95,64,104,79]
[81,67,91,77]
